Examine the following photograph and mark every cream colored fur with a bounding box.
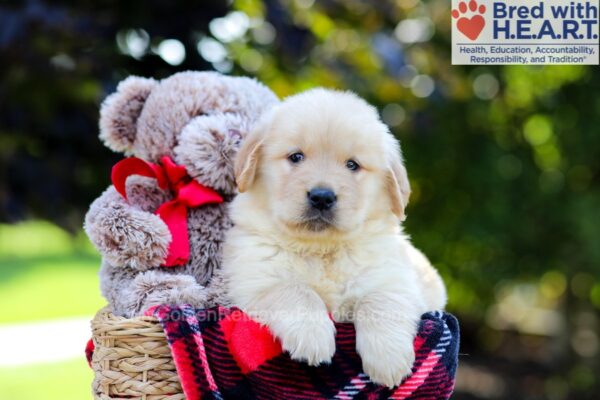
[222,88,447,388]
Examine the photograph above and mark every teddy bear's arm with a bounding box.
[100,264,210,317]
[84,180,172,270]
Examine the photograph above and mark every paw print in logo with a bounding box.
[452,0,486,41]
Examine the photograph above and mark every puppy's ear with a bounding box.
[385,136,411,221]
[234,129,263,192]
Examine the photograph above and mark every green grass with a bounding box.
[0,221,105,324]
[0,221,103,398]
[0,358,94,400]
[0,254,105,323]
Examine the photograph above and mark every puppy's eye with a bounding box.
[346,159,360,171]
[288,152,305,164]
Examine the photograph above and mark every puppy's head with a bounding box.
[235,89,410,238]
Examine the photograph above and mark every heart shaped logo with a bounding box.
[452,0,486,41]
[457,15,485,40]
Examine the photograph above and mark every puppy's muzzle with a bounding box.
[307,188,337,211]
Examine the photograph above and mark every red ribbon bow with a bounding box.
[111,156,223,266]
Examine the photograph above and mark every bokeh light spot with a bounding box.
[116,29,150,59]
[295,0,315,9]
[395,18,434,44]
[523,115,553,146]
[381,103,406,127]
[572,329,598,357]
[473,73,500,100]
[397,0,420,10]
[197,37,228,63]
[50,54,76,70]
[240,49,263,72]
[571,273,594,299]
[590,284,600,309]
[209,11,250,43]
[213,60,233,73]
[157,39,186,66]
[251,21,276,45]
[540,271,566,300]
[410,75,435,98]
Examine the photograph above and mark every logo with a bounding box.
[451,0,599,65]
[452,0,486,41]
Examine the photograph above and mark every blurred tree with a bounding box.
[0,0,227,227]
[0,0,599,398]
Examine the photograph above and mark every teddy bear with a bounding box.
[84,71,279,317]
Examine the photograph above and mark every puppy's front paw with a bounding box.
[279,316,336,366]
[357,329,415,388]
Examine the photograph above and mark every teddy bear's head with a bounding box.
[99,71,278,195]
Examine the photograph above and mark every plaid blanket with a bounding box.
[146,305,459,400]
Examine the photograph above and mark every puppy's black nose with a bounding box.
[307,188,337,211]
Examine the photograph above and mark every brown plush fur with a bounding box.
[85,71,278,317]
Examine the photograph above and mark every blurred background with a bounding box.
[0,0,598,399]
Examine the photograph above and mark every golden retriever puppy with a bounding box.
[222,88,447,388]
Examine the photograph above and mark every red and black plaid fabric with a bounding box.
[146,305,459,400]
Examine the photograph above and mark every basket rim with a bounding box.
[91,306,165,338]
[94,306,159,322]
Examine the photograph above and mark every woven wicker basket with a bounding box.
[90,307,184,400]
